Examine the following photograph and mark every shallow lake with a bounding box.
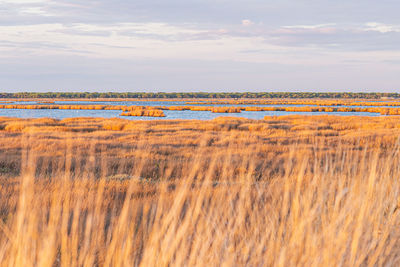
[0,100,388,120]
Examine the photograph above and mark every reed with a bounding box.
[120,109,166,117]
[211,106,242,113]
[2,103,400,115]
[0,116,399,266]
[187,99,400,107]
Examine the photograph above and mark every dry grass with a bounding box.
[4,100,400,115]
[165,104,400,115]
[0,116,400,266]
[0,104,166,117]
[187,98,400,107]
[121,109,165,117]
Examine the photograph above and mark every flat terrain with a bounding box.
[3,98,400,120]
[0,115,400,266]
[0,115,399,178]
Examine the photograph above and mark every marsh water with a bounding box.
[0,100,388,120]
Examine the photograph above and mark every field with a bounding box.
[1,115,400,266]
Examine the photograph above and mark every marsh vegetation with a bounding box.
[0,115,399,265]
[3,98,400,117]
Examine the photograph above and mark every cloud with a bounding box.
[282,23,336,30]
[19,6,51,16]
[1,0,48,3]
[364,22,400,33]
[241,19,254,26]
[1,0,400,91]
[0,22,274,62]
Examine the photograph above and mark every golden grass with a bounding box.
[3,102,400,115]
[37,100,56,104]
[211,107,242,113]
[0,116,400,266]
[0,104,166,117]
[121,109,165,117]
[3,97,400,106]
[187,98,400,107]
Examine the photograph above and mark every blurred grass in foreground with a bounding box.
[0,116,399,266]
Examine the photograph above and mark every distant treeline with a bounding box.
[0,92,399,99]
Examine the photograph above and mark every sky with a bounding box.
[0,0,400,92]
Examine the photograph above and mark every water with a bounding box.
[0,100,389,120]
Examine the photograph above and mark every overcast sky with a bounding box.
[0,0,399,92]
